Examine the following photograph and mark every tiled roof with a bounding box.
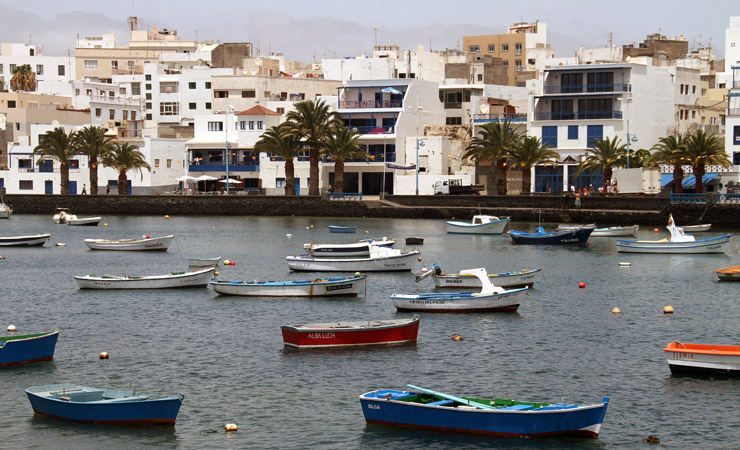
[235,105,280,116]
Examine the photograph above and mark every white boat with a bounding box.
[0,201,12,219]
[682,224,711,232]
[591,225,639,237]
[66,216,101,226]
[417,264,540,289]
[75,267,215,289]
[664,342,740,376]
[187,256,222,267]
[303,238,395,257]
[616,215,730,254]
[287,246,420,272]
[210,274,366,297]
[446,215,510,235]
[0,233,51,247]
[84,235,174,251]
[715,265,740,281]
[556,223,596,231]
[392,268,528,312]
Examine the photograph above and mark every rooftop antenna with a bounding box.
[373,26,377,48]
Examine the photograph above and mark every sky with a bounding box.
[0,1,737,63]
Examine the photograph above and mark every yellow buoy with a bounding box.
[104,223,108,227]
[417,257,423,262]
[225,423,238,432]
[214,270,219,276]
[612,307,621,314]
[451,334,464,341]
[354,272,362,278]
[165,215,170,219]
[7,324,17,332]
[224,260,231,266]
[99,352,109,359]
[664,305,674,314]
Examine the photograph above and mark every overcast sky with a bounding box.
[0,1,737,63]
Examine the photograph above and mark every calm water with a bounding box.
[2,214,740,449]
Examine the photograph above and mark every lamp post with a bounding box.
[414,92,422,195]
[626,132,638,168]
[225,105,234,193]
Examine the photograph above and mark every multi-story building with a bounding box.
[463,21,553,86]
[0,42,75,96]
[727,65,740,166]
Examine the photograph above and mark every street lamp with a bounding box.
[412,92,423,195]
[225,105,234,192]
[626,133,638,168]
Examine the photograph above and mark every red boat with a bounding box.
[281,316,420,349]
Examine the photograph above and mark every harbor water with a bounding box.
[2,215,740,449]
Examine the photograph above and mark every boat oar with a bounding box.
[406,384,496,410]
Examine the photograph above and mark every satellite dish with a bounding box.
[417,44,424,52]
[479,104,490,114]
[255,58,263,66]
[631,136,638,142]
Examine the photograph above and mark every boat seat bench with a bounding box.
[426,400,454,406]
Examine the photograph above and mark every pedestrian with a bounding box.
[574,191,581,209]
[588,184,594,195]
[81,184,87,195]
[106,185,110,194]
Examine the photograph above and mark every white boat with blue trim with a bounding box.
[303,238,395,257]
[416,264,540,289]
[75,267,215,289]
[591,225,639,237]
[617,215,730,254]
[211,274,366,297]
[287,246,420,272]
[447,215,510,235]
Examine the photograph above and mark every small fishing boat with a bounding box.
[0,331,59,367]
[591,225,639,237]
[0,200,12,219]
[211,274,366,297]
[329,225,357,233]
[303,238,395,257]
[392,268,527,312]
[446,215,510,235]
[25,383,184,425]
[664,342,740,376]
[287,246,420,272]
[0,233,51,247]
[187,256,222,267]
[682,224,711,232]
[509,227,594,245]
[617,215,730,254]
[84,234,174,251]
[75,267,215,289]
[715,265,740,281]
[281,316,420,348]
[405,237,424,245]
[359,384,609,438]
[417,264,540,289]
[66,216,102,226]
[556,223,596,231]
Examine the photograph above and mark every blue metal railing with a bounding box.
[533,111,623,121]
[670,193,707,203]
[714,193,740,204]
[542,83,631,94]
[473,113,527,123]
[339,100,403,109]
[189,163,259,172]
[327,192,362,201]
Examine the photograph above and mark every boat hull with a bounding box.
[716,265,740,281]
[305,239,395,257]
[187,257,221,267]
[391,288,527,312]
[211,275,366,297]
[359,390,608,438]
[66,217,101,226]
[591,225,639,237]
[25,385,182,425]
[510,228,593,245]
[616,234,731,253]
[75,268,214,289]
[84,235,174,251]
[0,234,51,247]
[682,224,711,232]
[287,251,420,272]
[433,269,540,289]
[329,226,357,233]
[447,219,509,235]
[664,342,740,376]
[0,331,59,367]
[281,317,420,348]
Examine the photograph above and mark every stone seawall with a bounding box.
[4,194,739,228]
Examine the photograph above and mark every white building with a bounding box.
[0,42,75,96]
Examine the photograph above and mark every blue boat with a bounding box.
[360,385,609,438]
[0,330,59,367]
[509,226,594,245]
[329,225,357,233]
[26,383,184,425]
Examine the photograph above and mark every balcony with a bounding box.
[350,126,394,135]
[474,113,527,123]
[444,102,462,109]
[338,100,403,109]
[533,111,623,121]
[112,66,144,75]
[541,83,631,95]
[729,108,740,117]
[189,162,259,172]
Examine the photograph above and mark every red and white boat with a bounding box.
[663,342,740,376]
[281,316,420,349]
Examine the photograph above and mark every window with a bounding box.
[145,74,152,81]
[446,117,462,125]
[515,43,522,56]
[160,102,179,116]
[257,121,263,130]
[19,180,33,190]
[542,126,557,148]
[109,109,115,120]
[276,107,285,115]
[502,43,509,52]
[515,60,522,71]
[732,42,736,48]
[131,111,136,120]
[692,111,696,119]
[205,102,212,110]
[477,74,483,82]
[189,102,196,110]
[208,121,224,131]
[7,100,16,108]
[94,107,101,117]
[111,60,118,70]
[146,93,152,100]
[160,81,178,93]
[488,44,495,52]
[166,159,172,168]
[83,60,99,70]
[155,159,160,168]
[131,83,141,96]
[249,121,255,130]
[18,159,33,170]
[238,121,246,131]
[469,45,480,53]
[215,90,228,98]
[128,61,135,70]
[58,65,65,76]
[123,110,128,120]
[692,85,696,94]
[145,84,152,90]
[276,178,286,188]
[502,61,509,67]
[0,64,3,74]
[586,125,603,148]
[189,82,196,89]
[734,126,740,145]
[146,113,152,120]
[242,90,256,98]
[568,125,578,140]
[10,64,16,72]
[145,102,152,110]
[36,64,44,75]
[205,82,211,89]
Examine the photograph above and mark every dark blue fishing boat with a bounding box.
[26,384,184,425]
[0,330,59,367]
[329,225,357,233]
[360,385,609,438]
[509,226,593,245]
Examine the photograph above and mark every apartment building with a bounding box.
[0,43,75,96]
[727,66,740,165]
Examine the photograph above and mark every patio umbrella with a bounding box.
[195,175,217,181]
[217,178,243,184]
[174,175,197,182]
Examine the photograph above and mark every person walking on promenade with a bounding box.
[106,184,110,194]
[81,184,87,195]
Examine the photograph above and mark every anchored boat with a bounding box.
[509,227,594,245]
[281,316,420,348]
[84,235,174,251]
[211,274,366,297]
[303,238,395,257]
[75,267,215,289]
[446,215,510,235]
[617,215,730,254]
[287,246,420,272]
[0,331,59,367]
[417,264,540,289]
[0,233,51,247]
[664,342,740,376]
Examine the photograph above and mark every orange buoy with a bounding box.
[225,423,238,432]
[578,282,586,288]
[164,215,170,219]
[99,352,109,359]
[653,228,659,233]
[214,271,219,276]
[663,305,674,314]
[417,257,423,262]
[451,334,464,341]
[612,307,621,314]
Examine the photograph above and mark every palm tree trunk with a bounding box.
[673,165,683,194]
[694,163,705,194]
[118,172,127,195]
[522,167,532,194]
[284,159,296,196]
[89,157,99,195]
[60,162,70,194]
[334,159,345,193]
[604,167,613,187]
[309,143,320,196]
[496,159,508,195]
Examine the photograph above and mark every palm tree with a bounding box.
[649,135,688,193]
[625,149,652,168]
[10,64,37,92]
[463,120,522,195]
[101,142,150,195]
[508,136,560,194]
[286,100,342,195]
[575,136,627,185]
[33,127,78,194]
[685,129,730,193]
[74,126,115,195]
[254,123,303,195]
[321,127,369,193]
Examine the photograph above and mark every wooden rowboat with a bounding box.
[664,342,740,376]
[0,331,59,367]
[84,235,174,251]
[281,316,420,348]
[417,264,540,289]
[715,265,740,281]
[287,246,420,272]
[0,233,51,247]
[75,267,215,289]
[211,274,366,297]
